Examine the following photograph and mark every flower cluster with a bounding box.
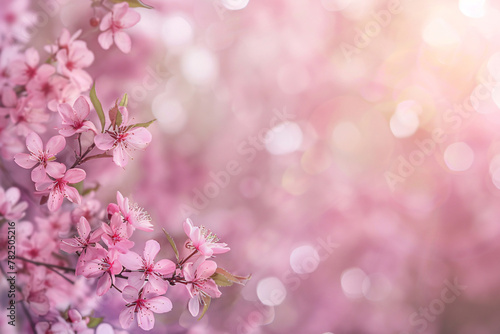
[0,1,247,333]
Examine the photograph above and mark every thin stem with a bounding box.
[45,266,75,284]
[70,143,96,168]
[16,256,75,273]
[80,152,111,164]
[77,134,82,156]
[179,250,198,266]
[112,284,123,293]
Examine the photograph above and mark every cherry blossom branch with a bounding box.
[179,250,198,266]
[16,256,75,273]
[70,143,96,168]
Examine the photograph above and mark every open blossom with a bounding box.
[101,212,134,253]
[35,166,86,212]
[183,260,221,317]
[119,285,172,331]
[56,39,94,91]
[108,191,154,232]
[120,240,175,294]
[94,106,152,168]
[98,2,140,54]
[0,186,28,220]
[60,216,102,255]
[183,218,230,258]
[81,248,121,296]
[14,132,66,182]
[57,96,97,137]
[10,47,54,85]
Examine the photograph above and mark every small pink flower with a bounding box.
[35,211,71,238]
[0,186,28,220]
[81,248,122,296]
[183,260,221,317]
[57,96,97,137]
[120,239,175,294]
[10,47,54,85]
[56,41,94,91]
[19,232,55,261]
[60,216,102,255]
[98,3,140,54]
[9,96,49,136]
[14,132,66,182]
[94,106,152,168]
[183,218,230,258]
[101,213,134,253]
[44,28,82,55]
[119,285,172,331]
[35,166,86,212]
[108,191,154,232]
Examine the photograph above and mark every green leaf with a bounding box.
[162,228,179,262]
[110,0,153,9]
[87,317,104,328]
[82,183,100,196]
[211,267,251,286]
[119,93,128,107]
[211,272,235,287]
[71,181,84,195]
[198,295,211,321]
[90,83,105,132]
[131,119,156,129]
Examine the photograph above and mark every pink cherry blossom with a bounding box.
[183,218,230,258]
[183,260,221,317]
[35,166,86,212]
[57,96,97,137]
[10,47,54,85]
[19,232,55,261]
[35,211,71,238]
[120,239,175,294]
[98,3,140,54]
[60,216,102,255]
[44,28,82,55]
[14,132,66,182]
[94,106,152,168]
[107,191,154,232]
[101,212,134,253]
[0,186,28,220]
[9,96,49,136]
[56,40,94,91]
[26,66,66,105]
[119,285,172,331]
[81,248,122,296]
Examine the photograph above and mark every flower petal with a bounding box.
[96,273,112,296]
[119,307,135,329]
[73,96,90,120]
[94,133,115,151]
[143,240,160,264]
[188,296,199,317]
[64,185,81,205]
[122,285,138,303]
[137,308,155,331]
[63,168,86,183]
[25,132,43,155]
[98,31,113,50]
[47,189,64,212]
[154,259,176,276]
[197,260,217,280]
[126,127,152,150]
[119,251,143,270]
[144,296,172,314]
[14,153,37,169]
[45,136,66,155]
[114,31,132,54]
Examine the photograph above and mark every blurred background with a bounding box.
[18,0,500,333]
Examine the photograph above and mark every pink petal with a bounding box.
[25,47,39,68]
[14,153,37,169]
[113,144,129,167]
[183,218,194,236]
[126,271,145,288]
[64,168,86,183]
[113,2,130,21]
[47,189,64,212]
[120,9,141,29]
[143,240,160,264]
[99,12,113,31]
[31,165,47,183]
[118,106,129,125]
[126,127,152,150]
[25,132,43,155]
[122,285,138,303]
[45,135,66,155]
[64,185,81,205]
[58,125,77,137]
[96,273,112,296]
[82,120,98,134]
[119,307,135,329]
[197,260,217,280]
[144,296,172,314]
[188,297,199,317]
[2,87,17,107]
[114,31,132,54]
[98,31,113,50]
[82,260,105,278]
[94,133,115,151]
[57,103,76,123]
[146,275,168,294]
[69,69,92,91]
[119,251,143,270]
[36,64,55,79]
[46,162,66,179]
[154,259,176,276]
[201,279,221,298]
[137,308,155,331]
[76,218,90,242]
